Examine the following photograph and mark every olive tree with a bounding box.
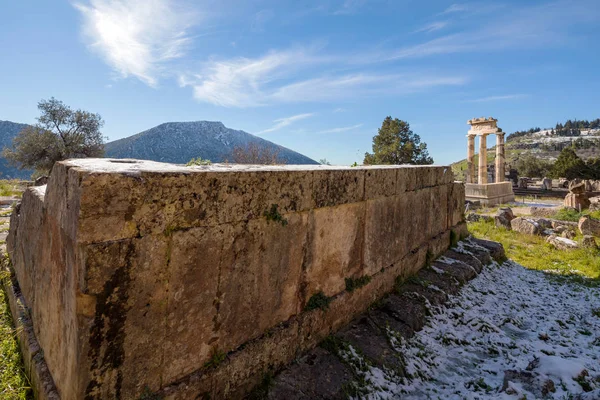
[3,97,105,175]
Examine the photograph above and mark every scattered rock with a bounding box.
[578,216,600,237]
[546,235,579,250]
[466,213,492,223]
[34,176,49,186]
[551,219,577,229]
[581,235,598,249]
[518,177,528,189]
[569,180,586,194]
[564,193,590,210]
[511,217,542,235]
[541,178,552,190]
[561,230,576,239]
[565,180,591,210]
[589,196,600,212]
[530,206,558,218]
[495,207,514,230]
[501,370,556,398]
[465,200,481,211]
[553,225,567,234]
[534,218,552,229]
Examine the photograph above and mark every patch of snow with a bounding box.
[553,236,578,246]
[436,257,458,266]
[355,260,600,399]
[430,265,446,274]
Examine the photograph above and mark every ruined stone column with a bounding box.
[478,134,488,184]
[466,134,475,183]
[495,133,505,183]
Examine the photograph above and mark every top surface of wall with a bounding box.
[56,158,455,245]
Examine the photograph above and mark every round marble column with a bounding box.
[467,134,475,183]
[495,133,505,183]
[478,134,488,184]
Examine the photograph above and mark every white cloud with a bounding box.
[251,9,274,32]
[333,0,367,15]
[178,48,331,107]
[414,21,449,33]
[256,113,315,134]
[318,123,363,134]
[333,107,346,113]
[74,0,196,87]
[370,1,595,63]
[270,73,467,103]
[179,47,467,107]
[465,94,528,103]
[440,3,469,15]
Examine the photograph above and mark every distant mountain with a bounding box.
[105,121,318,165]
[0,120,33,179]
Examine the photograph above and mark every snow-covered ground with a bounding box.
[343,260,600,399]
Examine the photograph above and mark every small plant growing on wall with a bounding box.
[425,250,434,268]
[305,291,332,311]
[264,204,288,226]
[203,348,226,369]
[449,230,459,248]
[345,275,372,292]
[186,157,212,166]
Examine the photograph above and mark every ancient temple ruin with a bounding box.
[465,117,515,205]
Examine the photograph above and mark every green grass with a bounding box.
[469,219,600,279]
[0,272,32,399]
[0,180,22,198]
[551,207,600,222]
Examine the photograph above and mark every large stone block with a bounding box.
[7,186,45,309]
[216,213,307,357]
[5,159,468,400]
[305,203,365,299]
[364,167,397,199]
[312,168,364,208]
[363,197,399,276]
[449,182,465,227]
[76,167,314,242]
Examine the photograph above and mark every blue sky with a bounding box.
[1,0,599,165]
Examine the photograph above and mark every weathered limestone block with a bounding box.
[494,207,514,229]
[312,168,364,208]
[510,217,542,235]
[581,235,598,249]
[546,235,579,250]
[564,193,590,210]
[578,216,600,237]
[518,177,528,188]
[306,203,364,297]
[7,186,45,308]
[6,159,468,400]
[541,178,552,190]
[449,182,465,227]
[364,166,398,199]
[569,180,586,194]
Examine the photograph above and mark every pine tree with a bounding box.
[549,147,589,179]
[363,117,433,165]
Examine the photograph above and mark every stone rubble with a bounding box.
[546,235,579,251]
[511,217,542,235]
[578,216,600,237]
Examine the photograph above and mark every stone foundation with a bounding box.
[465,182,515,206]
[6,159,467,400]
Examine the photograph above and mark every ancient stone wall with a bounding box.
[7,159,466,400]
